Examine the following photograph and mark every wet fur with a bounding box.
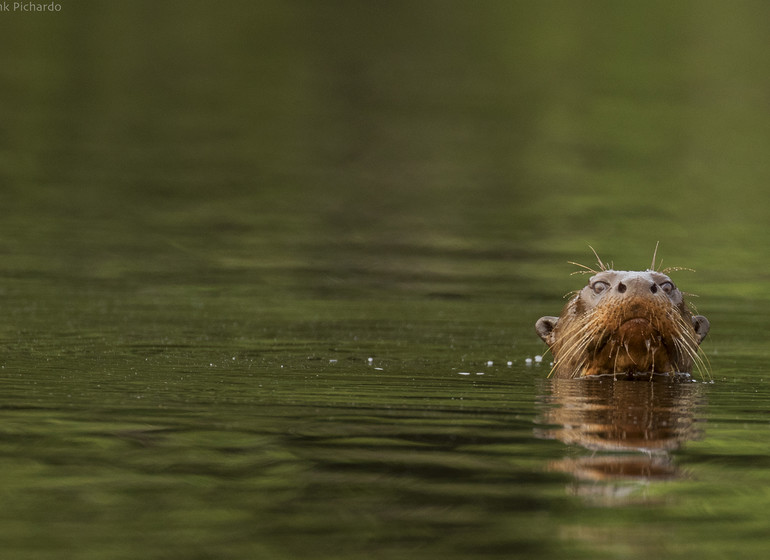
[536,249,710,380]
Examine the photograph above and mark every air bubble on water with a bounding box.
[525,358,533,365]
[458,372,471,375]
[487,360,493,366]
[534,355,543,363]
[507,361,513,366]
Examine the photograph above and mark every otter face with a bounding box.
[536,270,709,379]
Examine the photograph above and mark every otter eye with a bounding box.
[659,281,675,294]
[591,281,610,295]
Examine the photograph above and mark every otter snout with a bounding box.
[616,277,658,296]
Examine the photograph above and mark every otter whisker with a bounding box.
[612,342,621,379]
[588,245,609,272]
[568,262,599,275]
[661,266,696,274]
[695,351,712,380]
[536,253,710,380]
[622,341,640,366]
[651,241,660,271]
[676,334,711,380]
[555,332,593,371]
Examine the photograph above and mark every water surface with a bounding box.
[1,2,770,559]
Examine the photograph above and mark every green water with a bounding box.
[2,1,770,558]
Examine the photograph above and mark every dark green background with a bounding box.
[0,2,768,559]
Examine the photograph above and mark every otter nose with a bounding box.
[616,278,658,295]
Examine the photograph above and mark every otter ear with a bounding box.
[692,315,710,344]
[535,316,559,346]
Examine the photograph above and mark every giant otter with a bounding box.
[536,261,709,379]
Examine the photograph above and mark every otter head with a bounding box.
[536,270,709,379]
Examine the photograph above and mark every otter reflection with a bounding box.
[535,376,705,492]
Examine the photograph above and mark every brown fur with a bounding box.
[536,268,710,379]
